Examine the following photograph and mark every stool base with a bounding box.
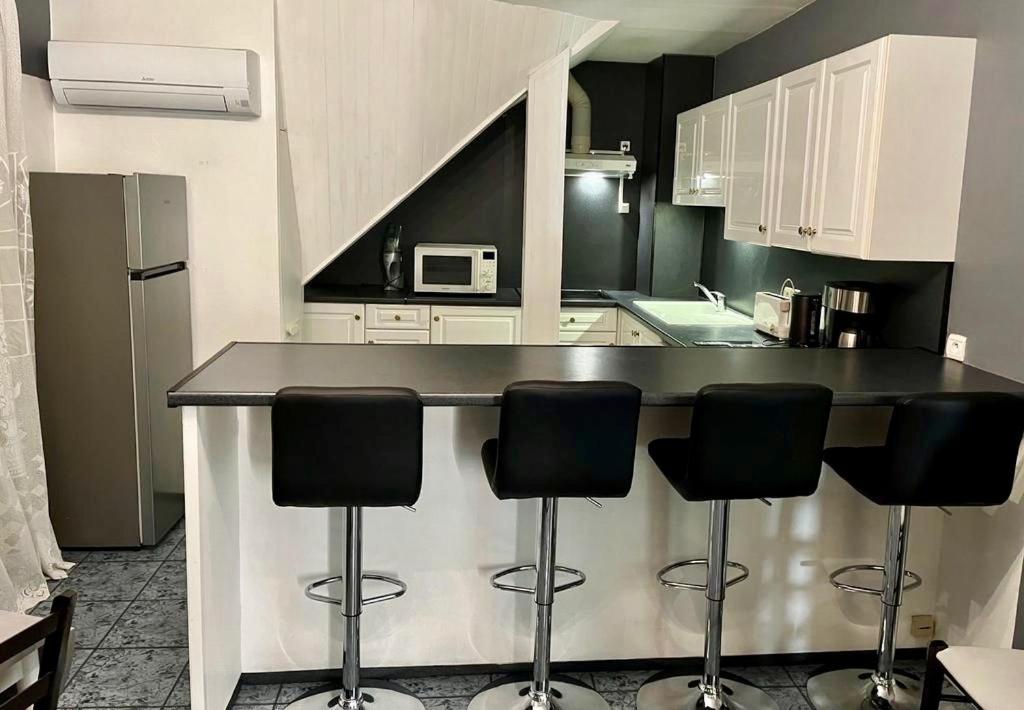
[468,679,608,710]
[637,675,778,710]
[806,668,921,710]
[283,686,425,710]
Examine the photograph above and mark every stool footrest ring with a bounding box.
[829,564,922,596]
[304,573,408,607]
[657,558,750,591]
[490,564,586,595]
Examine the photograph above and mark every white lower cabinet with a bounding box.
[430,306,522,344]
[558,307,617,346]
[617,309,667,346]
[365,329,430,344]
[303,303,364,343]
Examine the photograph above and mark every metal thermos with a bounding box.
[789,293,822,347]
[382,224,404,291]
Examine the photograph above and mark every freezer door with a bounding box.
[130,267,193,544]
[124,174,189,270]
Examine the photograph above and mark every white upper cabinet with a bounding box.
[807,40,883,258]
[724,79,777,244]
[672,109,700,204]
[770,62,825,251]
[678,34,975,262]
[673,96,730,207]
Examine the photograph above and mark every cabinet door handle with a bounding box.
[354,314,361,321]
[797,226,806,236]
[367,340,374,344]
[758,224,766,234]
[433,316,440,322]
[808,227,818,237]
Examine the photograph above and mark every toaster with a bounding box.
[753,291,792,339]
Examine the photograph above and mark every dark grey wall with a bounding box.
[700,0,978,352]
[562,61,646,290]
[14,0,50,79]
[636,55,715,297]
[311,103,527,289]
[314,61,648,292]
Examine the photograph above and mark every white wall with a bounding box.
[21,75,54,171]
[49,0,283,362]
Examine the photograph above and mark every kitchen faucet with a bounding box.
[694,282,727,312]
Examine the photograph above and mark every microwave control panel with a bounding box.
[479,250,497,292]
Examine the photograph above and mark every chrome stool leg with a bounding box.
[286,508,424,710]
[638,501,778,710]
[470,498,607,710]
[807,505,922,710]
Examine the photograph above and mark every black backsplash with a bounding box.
[700,209,953,351]
[15,0,49,79]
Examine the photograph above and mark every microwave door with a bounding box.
[420,253,476,292]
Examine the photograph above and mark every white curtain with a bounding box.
[0,0,72,612]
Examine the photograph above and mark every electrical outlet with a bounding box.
[945,333,967,362]
[910,614,935,639]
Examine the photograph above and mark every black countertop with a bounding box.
[168,342,1023,408]
[304,284,523,307]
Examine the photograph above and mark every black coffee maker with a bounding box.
[822,281,882,348]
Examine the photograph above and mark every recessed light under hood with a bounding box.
[565,150,637,179]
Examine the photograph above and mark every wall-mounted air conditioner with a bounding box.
[48,41,261,117]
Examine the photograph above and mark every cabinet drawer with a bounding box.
[365,304,431,330]
[365,329,429,345]
[559,308,617,332]
[559,330,616,346]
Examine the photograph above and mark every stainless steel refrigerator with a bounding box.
[31,173,193,548]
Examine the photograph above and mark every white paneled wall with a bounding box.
[276,0,612,282]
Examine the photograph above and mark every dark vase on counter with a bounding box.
[382,224,404,291]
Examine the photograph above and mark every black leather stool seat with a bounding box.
[825,392,1024,507]
[272,386,423,508]
[649,383,834,501]
[482,380,642,500]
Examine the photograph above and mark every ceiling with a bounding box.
[503,0,816,63]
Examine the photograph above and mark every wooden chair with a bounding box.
[0,592,76,710]
[921,639,1024,710]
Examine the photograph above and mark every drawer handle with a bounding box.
[354,314,361,321]
[394,314,401,321]
[569,317,576,323]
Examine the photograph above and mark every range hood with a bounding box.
[565,151,637,179]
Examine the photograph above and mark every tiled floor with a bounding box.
[36,522,970,709]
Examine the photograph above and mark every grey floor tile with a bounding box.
[166,665,190,706]
[60,647,187,707]
[727,666,794,687]
[764,686,812,710]
[235,682,281,704]
[89,524,185,564]
[168,537,186,561]
[422,699,471,710]
[61,562,161,601]
[392,675,491,698]
[784,664,824,687]
[61,550,92,563]
[601,690,637,710]
[102,599,188,648]
[69,601,131,649]
[233,705,275,710]
[591,671,657,692]
[276,682,335,705]
[137,561,186,600]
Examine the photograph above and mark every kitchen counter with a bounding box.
[304,284,523,307]
[173,341,1021,708]
[168,341,1023,408]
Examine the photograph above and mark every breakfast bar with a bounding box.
[169,343,1024,710]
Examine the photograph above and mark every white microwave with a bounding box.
[414,243,497,294]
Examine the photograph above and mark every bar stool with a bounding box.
[468,381,643,710]
[639,384,834,710]
[272,387,426,710]
[807,392,1024,710]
